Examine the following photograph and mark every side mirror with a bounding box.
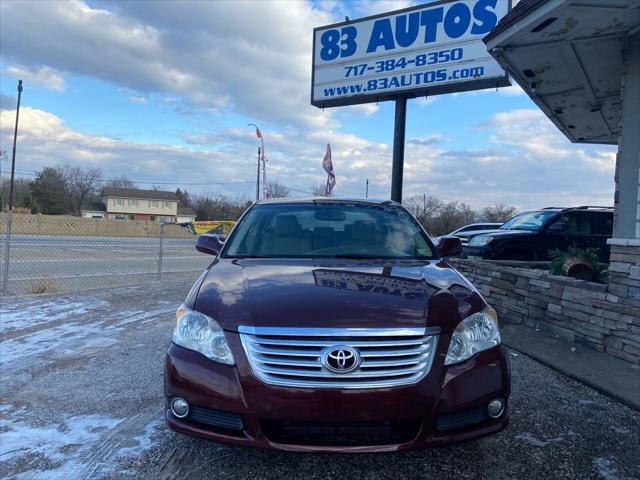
[436,236,463,257]
[196,234,224,256]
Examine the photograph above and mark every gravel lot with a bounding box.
[1,279,638,480]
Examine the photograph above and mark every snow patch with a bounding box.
[1,410,123,480]
[0,302,175,369]
[1,406,163,479]
[1,298,110,332]
[516,432,565,447]
[593,457,634,480]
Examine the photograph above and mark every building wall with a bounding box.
[450,258,640,365]
[103,196,178,216]
[107,213,176,223]
[177,215,196,223]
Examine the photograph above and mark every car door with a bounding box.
[542,211,591,259]
[541,214,571,259]
[589,211,614,262]
[563,211,593,251]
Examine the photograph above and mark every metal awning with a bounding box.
[484,0,640,145]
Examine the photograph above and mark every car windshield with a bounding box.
[223,202,435,259]
[500,211,557,231]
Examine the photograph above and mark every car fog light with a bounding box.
[171,397,189,418]
[487,398,505,419]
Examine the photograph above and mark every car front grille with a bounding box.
[238,326,439,389]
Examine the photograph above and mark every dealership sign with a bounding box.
[311,0,510,108]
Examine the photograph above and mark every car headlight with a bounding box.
[445,306,501,365]
[172,305,234,365]
[469,235,494,246]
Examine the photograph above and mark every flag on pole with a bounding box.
[322,143,335,196]
[254,126,265,162]
[253,126,272,199]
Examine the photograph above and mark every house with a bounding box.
[101,187,179,223]
[177,207,197,224]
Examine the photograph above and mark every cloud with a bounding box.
[407,134,444,146]
[127,95,148,104]
[0,104,616,210]
[0,1,616,210]
[4,65,66,92]
[0,0,339,128]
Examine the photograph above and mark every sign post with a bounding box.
[391,97,407,203]
[311,0,511,200]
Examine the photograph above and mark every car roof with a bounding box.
[256,196,400,206]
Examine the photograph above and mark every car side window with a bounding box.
[548,212,590,234]
[562,212,590,235]
[590,212,613,235]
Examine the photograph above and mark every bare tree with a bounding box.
[269,180,290,198]
[311,183,329,196]
[403,195,443,233]
[403,195,516,236]
[1,177,32,212]
[106,176,137,189]
[192,192,251,220]
[481,204,517,223]
[61,165,102,215]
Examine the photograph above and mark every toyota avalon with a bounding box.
[164,198,510,452]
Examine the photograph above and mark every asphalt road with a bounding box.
[1,280,639,480]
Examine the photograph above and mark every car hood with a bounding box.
[467,229,535,240]
[454,228,504,239]
[194,258,485,333]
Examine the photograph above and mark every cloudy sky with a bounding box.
[0,0,616,209]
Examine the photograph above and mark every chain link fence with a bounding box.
[0,213,212,295]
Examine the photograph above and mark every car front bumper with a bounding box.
[164,333,510,452]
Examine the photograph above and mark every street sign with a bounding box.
[311,0,511,108]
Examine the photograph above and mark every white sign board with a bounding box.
[311,0,511,108]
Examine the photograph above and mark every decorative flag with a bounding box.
[252,125,272,199]
[254,126,265,162]
[263,158,272,199]
[322,143,335,196]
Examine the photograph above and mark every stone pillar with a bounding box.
[608,30,640,300]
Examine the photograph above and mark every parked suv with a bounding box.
[165,198,510,452]
[433,222,503,247]
[463,206,613,262]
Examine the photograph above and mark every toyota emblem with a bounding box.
[321,346,361,374]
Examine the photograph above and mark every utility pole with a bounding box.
[256,147,261,203]
[3,80,23,296]
[365,179,369,198]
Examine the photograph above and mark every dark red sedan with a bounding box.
[165,198,510,452]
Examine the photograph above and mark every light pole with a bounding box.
[248,124,261,202]
[3,80,23,295]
